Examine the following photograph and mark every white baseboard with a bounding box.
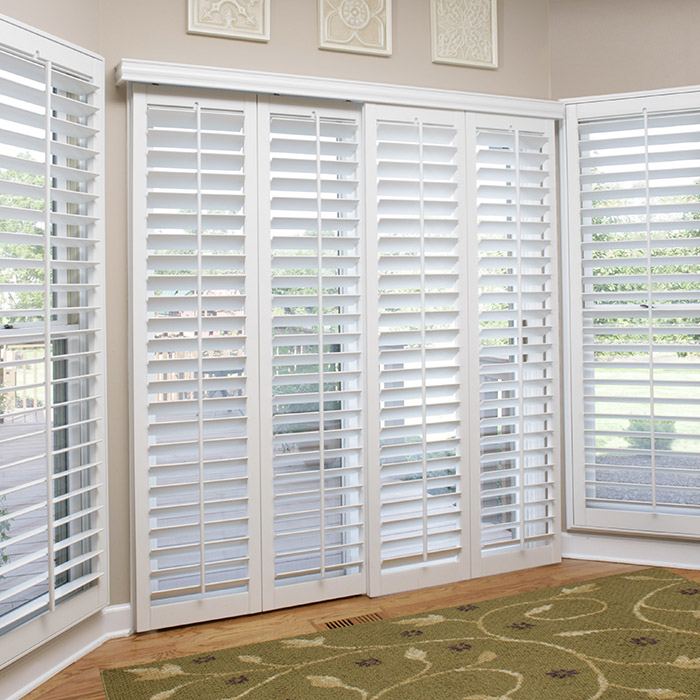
[1,603,133,700]
[563,531,700,571]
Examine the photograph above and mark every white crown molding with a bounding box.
[2,604,133,700]
[115,59,564,119]
[0,11,102,61]
[560,83,700,105]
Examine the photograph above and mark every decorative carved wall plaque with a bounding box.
[431,0,498,69]
[319,0,392,57]
[188,0,270,42]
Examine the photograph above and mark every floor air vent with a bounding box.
[313,611,385,631]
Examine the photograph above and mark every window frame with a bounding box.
[0,14,107,668]
[563,90,700,539]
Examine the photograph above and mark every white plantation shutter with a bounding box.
[0,18,106,667]
[130,86,260,631]
[566,95,700,537]
[365,105,469,596]
[128,86,565,624]
[258,98,365,608]
[467,114,560,576]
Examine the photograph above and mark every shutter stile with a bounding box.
[0,28,106,665]
[131,89,261,630]
[365,106,469,595]
[470,114,559,576]
[259,99,365,608]
[569,99,700,535]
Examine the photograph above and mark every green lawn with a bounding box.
[590,360,700,451]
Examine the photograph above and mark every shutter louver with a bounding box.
[0,25,106,667]
[470,114,559,576]
[259,99,365,608]
[568,98,700,536]
[131,89,261,630]
[365,105,469,595]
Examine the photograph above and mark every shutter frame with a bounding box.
[258,96,366,610]
[365,104,471,597]
[130,85,261,631]
[468,112,561,577]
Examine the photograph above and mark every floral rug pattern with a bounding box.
[102,568,700,699]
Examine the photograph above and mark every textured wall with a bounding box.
[99,0,551,96]
[549,0,700,98]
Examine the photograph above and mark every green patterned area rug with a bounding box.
[102,568,700,700]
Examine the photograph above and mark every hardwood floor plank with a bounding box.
[18,559,700,700]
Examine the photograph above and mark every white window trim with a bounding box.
[561,83,700,106]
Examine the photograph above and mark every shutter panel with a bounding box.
[468,114,560,576]
[258,98,365,608]
[365,105,469,596]
[0,20,106,667]
[567,96,700,537]
[131,87,260,630]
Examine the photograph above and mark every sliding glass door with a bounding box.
[130,87,561,631]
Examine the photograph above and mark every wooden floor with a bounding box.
[22,559,700,700]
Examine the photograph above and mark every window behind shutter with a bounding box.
[365,105,469,596]
[130,87,261,631]
[258,98,365,609]
[566,95,700,537]
[0,19,106,666]
[468,114,560,576]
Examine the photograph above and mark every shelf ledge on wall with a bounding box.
[115,59,565,120]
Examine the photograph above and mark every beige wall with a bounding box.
[102,0,551,97]
[0,0,101,53]
[549,0,700,98]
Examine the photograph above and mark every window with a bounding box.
[565,93,700,536]
[0,17,106,666]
